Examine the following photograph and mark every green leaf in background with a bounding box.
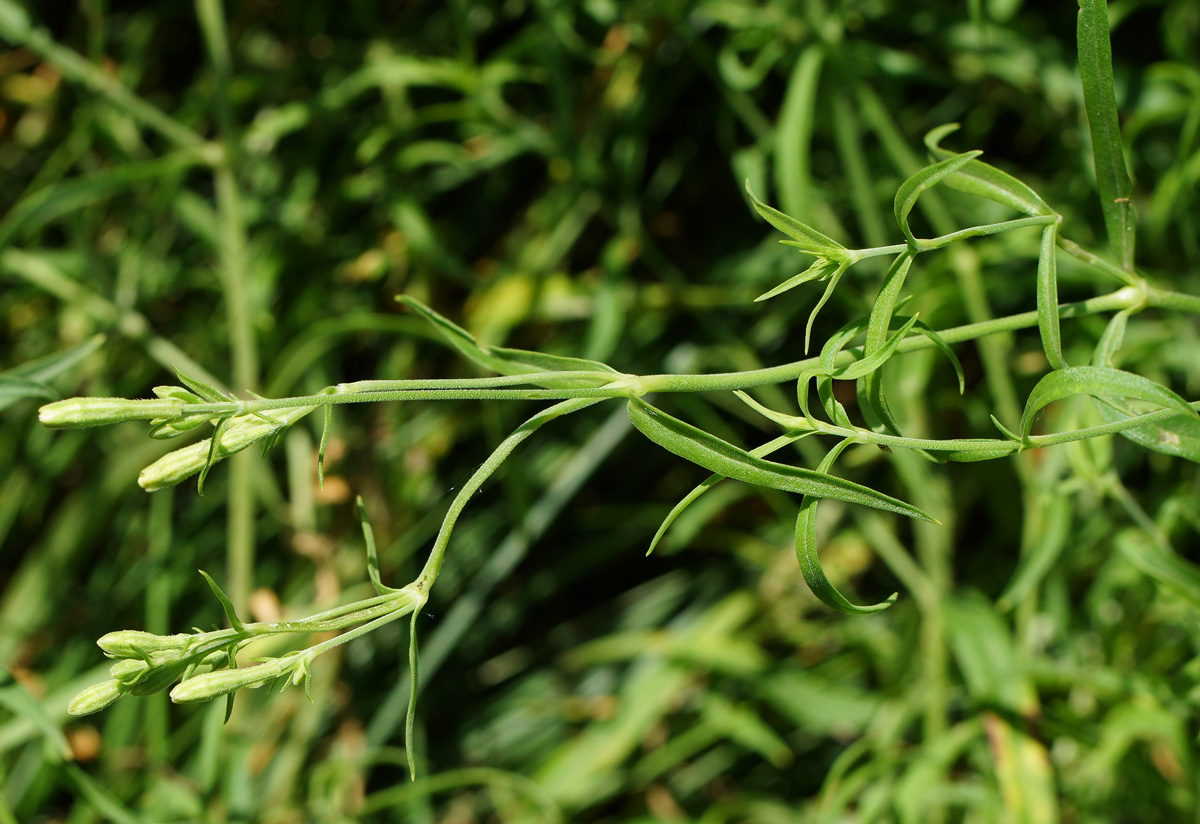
[1019,365,1196,439]
[893,151,981,245]
[795,441,898,614]
[1115,529,1200,609]
[923,124,1054,217]
[0,377,56,408]
[0,334,105,412]
[628,398,936,523]
[1078,0,1136,271]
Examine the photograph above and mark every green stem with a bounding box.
[176,287,1149,422]
[197,0,259,614]
[415,398,604,589]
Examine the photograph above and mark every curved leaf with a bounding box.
[1035,224,1066,370]
[923,124,1053,217]
[646,432,814,556]
[1019,366,1197,439]
[894,151,982,246]
[628,398,935,523]
[796,441,897,614]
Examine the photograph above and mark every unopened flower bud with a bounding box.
[68,679,124,716]
[39,397,182,429]
[110,658,150,683]
[139,406,316,490]
[98,630,192,659]
[169,659,288,704]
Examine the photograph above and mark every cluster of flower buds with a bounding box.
[67,629,229,716]
[66,626,311,715]
[38,368,327,491]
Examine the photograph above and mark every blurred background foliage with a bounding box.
[3,0,1200,821]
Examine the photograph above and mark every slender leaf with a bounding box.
[1,333,104,382]
[197,416,232,495]
[861,253,915,434]
[1091,308,1131,367]
[1078,0,1136,270]
[1036,223,1066,370]
[628,398,935,522]
[646,433,813,556]
[756,258,835,302]
[357,496,395,595]
[1019,366,1196,439]
[745,182,843,251]
[318,404,332,489]
[803,260,852,354]
[398,295,618,387]
[796,441,897,614]
[198,570,244,632]
[893,151,982,246]
[174,367,227,404]
[406,608,421,780]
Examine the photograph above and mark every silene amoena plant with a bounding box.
[37,0,1200,779]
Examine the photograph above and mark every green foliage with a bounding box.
[5,0,1200,821]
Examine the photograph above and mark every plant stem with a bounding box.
[197,0,259,613]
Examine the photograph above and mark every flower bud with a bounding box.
[98,630,192,659]
[169,659,288,704]
[68,679,124,716]
[139,405,316,490]
[39,397,182,429]
[110,658,149,679]
[153,385,202,403]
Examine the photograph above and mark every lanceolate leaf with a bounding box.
[646,433,814,556]
[174,366,227,404]
[398,295,618,387]
[745,182,843,251]
[756,258,835,302]
[1093,398,1200,463]
[860,253,914,434]
[894,151,982,246]
[1019,366,1197,439]
[198,570,245,632]
[923,124,1053,217]
[627,398,935,523]
[796,440,897,614]
[1078,0,1136,271]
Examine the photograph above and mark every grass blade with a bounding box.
[1078,0,1135,270]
